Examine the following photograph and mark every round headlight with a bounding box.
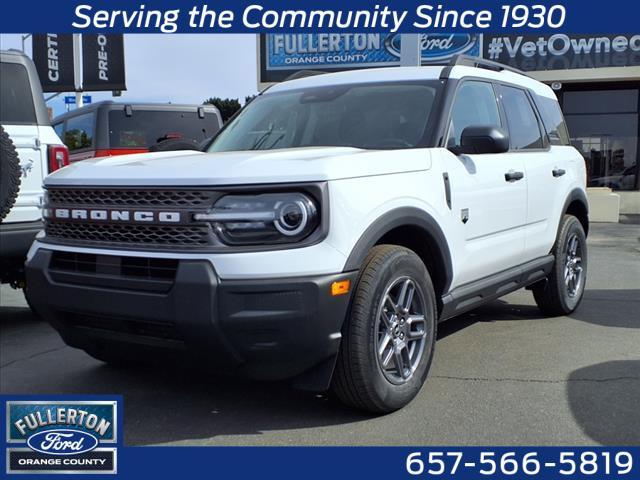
[201,192,320,245]
[274,200,308,236]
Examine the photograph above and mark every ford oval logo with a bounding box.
[385,33,476,62]
[27,429,99,456]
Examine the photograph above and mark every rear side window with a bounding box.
[535,95,571,146]
[447,81,501,147]
[0,62,37,125]
[63,112,94,151]
[500,86,544,150]
[108,110,221,148]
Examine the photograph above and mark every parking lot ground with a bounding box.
[1,223,639,446]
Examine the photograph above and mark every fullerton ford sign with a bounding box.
[259,33,481,83]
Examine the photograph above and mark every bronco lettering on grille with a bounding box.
[45,208,182,224]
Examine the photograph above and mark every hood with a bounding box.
[44,147,431,186]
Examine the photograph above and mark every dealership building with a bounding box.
[259,33,640,220]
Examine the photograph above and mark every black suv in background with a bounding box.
[53,101,223,162]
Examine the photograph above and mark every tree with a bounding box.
[244,94,257,105]
[203,97,241,122]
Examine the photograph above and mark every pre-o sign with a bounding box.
[82,34,126,91]
[32,34,75,92]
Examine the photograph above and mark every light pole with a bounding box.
[20,33,31,52]
[400,34,422,67]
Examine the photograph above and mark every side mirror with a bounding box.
[450,126,510,155]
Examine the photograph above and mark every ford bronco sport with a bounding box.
[26,56,588,413]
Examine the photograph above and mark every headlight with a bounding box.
[194,193,319,245]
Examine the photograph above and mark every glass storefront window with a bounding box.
[562,88,639,191]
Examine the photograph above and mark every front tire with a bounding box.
[331,245,437,413]
[533,215,588,316]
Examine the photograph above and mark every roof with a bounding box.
[266,63,556,100]
[0,49,28,59]
[52,101,221,123]
[268,66,445,93]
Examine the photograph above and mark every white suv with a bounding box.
[26,56,588,412]
[1,50,68,289]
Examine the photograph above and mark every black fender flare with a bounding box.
[343,207,453,294]
[561,188,589,236]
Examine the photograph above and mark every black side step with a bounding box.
[439,255,554,321]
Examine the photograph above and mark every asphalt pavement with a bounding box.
[1,223,639,446]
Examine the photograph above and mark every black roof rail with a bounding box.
[284,70,327,82]
[440,54,530,80]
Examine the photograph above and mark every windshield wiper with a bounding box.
[250,124,275,150]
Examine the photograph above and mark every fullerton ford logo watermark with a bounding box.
[4,399,119,475]
[44,207,182,223]
[26,430,99,455]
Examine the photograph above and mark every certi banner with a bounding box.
[259,33,481,83]
[32,34,75,92]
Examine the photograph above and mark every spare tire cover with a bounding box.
[0,126,22,222]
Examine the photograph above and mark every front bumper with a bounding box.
[0,220,42,258]
[25,249,357,390]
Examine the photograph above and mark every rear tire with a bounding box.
[0,126,22,221]
[533,215,587,316]
[331,245,437,413]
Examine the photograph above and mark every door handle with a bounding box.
[552,168,566,177]
[504,170,524,182]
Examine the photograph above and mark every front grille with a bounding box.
[44,187,217,249]
[50,251,179,280]
[45,221,211,247]
[48,188,216,208]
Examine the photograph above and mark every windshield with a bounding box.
[208,81,441,152]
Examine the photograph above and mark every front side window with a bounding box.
[447,81,501,147]
[63,112,94,151]
[208,82,441,152]
[501,86,544,150]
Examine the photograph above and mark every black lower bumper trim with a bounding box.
[25,249,357,390]
[0,220,42,258]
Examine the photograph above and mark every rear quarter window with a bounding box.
[500,85,544,150]
[535,95,571,146]
[0,62,37,125]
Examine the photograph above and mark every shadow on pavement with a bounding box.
[438,289,640,340]
[438,299,541,339]
[0,306,38,325]
[570,290,640,329]
[567,361,640,445]
[0,305,374,445]
[63,362,375,445]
